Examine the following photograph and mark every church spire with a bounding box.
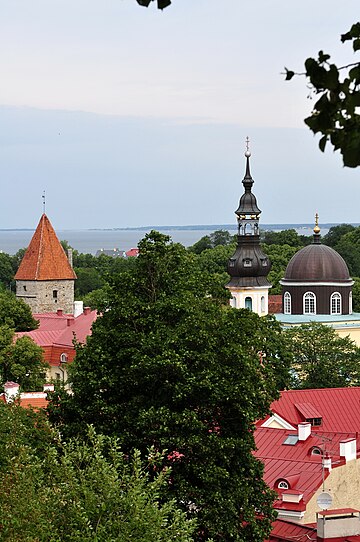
[226,141,272,316]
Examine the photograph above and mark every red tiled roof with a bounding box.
[266,519,316,542]
[125,248,139,257]
[260,388,360,434]
[14,214,77,281]
[15,309,97,366]
[255,426,355,508]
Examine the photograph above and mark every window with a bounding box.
[261,296,265,312]
[230,296,237,308]
[245,297,252,310]
[23,285,27,291]
[229,258,236,268]
[303,292,316,314]
[330,292,341,315]
[278,481,289,490]
[261,258,268,267]
[284,292,291,314]
[283,435,299,446]
[349,292,353,314]
[53,290,58,299]
[243,258,252,267]
[311,447,322,456]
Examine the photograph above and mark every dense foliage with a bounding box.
[48,231,290,542]
[0,291,38,331]
[0,406,195,542]
[0,326,48,391]
[285,322,360,389]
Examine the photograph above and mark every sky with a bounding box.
[0,0,359,229]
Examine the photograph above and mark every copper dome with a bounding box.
[284,244,350,282]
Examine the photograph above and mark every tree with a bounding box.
[262,244,300,294]
[189,230,235,255]
[333,227,360,276]
[49,231,290,542]
[285,322,360,389]
[322,223,356,248]
[74,267,104,297]
[0,425,196,542]
[286,22,360,167]
[0,252,15,289]
[0,291,38,331]
[0,326,48,391]
[261,229,309,247]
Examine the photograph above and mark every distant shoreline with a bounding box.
[0,223,359,233]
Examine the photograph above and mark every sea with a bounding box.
[0,224,335,256]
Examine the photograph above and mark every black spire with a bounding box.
[227,142,271,288]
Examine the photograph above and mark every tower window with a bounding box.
[53,290,58,299]
[245,297,252,310]
[303,292,316,315]
[229,259,236,268]
[330,292,341,315]
[350,292,353,314]
[261,258,268,267]
[284,292,291,314]
[243,258,252,267]
[230,296,237,308]
[261,296,265,312]
[23,285,27,291]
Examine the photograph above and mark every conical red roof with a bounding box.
[14,214,77,281]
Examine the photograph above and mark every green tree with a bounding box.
[286,22,360,167]
[285,322,360,389]
[0,291,38,331]
[0,252,15,289]
[189,229,235,255]
[261,229,309,247]
[49,231,290,542]
[262,244,300,294]
[0,426,196,542]
[322,223,356,248]
[333,227,360,276]
[0,326,48,391]
[74,267,104,297]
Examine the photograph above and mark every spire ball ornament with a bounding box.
[245,136,251,157]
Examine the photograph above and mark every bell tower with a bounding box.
[226,140,272,315]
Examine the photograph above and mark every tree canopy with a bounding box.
[286,22,360,167]
[0,291,39,332]
[0,326,48,391]
[0,406,195,542]
[285,322,360,389]
[49,231,290,542]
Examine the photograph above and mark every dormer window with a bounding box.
[278,480,289,490]
[306,417,322,427]
[310,446,322,456]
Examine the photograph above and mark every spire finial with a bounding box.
[314,212,321,235]
[42,191,46,215]
[245,136,251,158]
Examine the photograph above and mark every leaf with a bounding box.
[353,39,360,52]
[284,68,295,81]
[319,135,327,152]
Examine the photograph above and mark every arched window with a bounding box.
[261,296,265,313]
[310,447,322,456]
[330,292,341,315]
[245,297,252,310]
[230,296,237,308]
[303,292,316,315]
[284,292,291,314]
[277,480,289,490]
[349,292,353,314]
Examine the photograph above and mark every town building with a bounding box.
[256,387,360,525]
[14,214,76,314]
[227,144,272,316]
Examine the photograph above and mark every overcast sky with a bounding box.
[0,0,359,229]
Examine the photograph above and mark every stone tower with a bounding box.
[226,144,271,315]
[14,214,76,314]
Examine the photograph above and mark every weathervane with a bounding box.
[42,191,46,214]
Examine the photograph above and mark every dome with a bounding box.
[284,244,350,282]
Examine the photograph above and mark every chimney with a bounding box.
[298,422,312,441]
[323,452,332,472]
[57,308,63,317]
[67,248,73,268]
[340,438,357,462]
[73,300,83,318]
[4,381,20,403]
[317,509,360,540]
[67,317,75,327]
[84,306,91,315]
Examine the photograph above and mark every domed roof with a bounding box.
[284,243,350,282]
